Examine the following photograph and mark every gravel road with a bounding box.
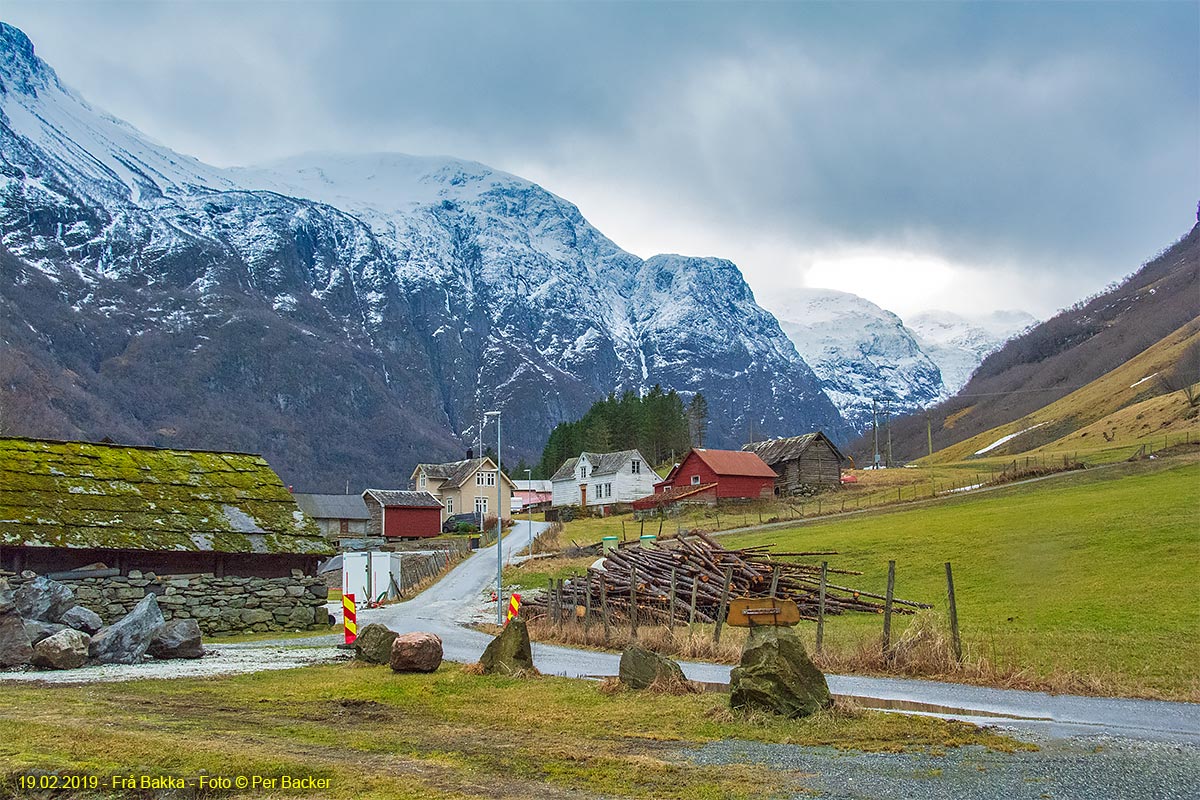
[686,735,1200,799]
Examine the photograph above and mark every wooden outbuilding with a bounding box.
[742,432,845,494]
[646,448,776,501]
[362,490,444,539]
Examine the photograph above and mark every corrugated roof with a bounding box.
[0,437,330,555]
[690,448,777,478]
[293,493,370,520]
[550,450,648,482]
[363,489,444,508]
[514,480,552,492]
[742,432,844,466]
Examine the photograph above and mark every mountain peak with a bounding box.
[0,22,57,98]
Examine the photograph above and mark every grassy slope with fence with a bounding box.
[722,453,1200,700]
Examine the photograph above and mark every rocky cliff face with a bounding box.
[0,23,847,489]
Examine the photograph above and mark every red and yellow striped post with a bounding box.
[343,593,357,644]
[505,593,521,624]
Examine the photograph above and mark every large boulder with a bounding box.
[729,626,832,718]
[479,619,535,675]
[59,605,104,635]
[89,594,165,665]
[354,624,399,664]
[14,577,76,622]
[0,612,33,667]
[31,628,90,670]
[389,632,443,673]
[24,620,67,646]
[148,619,205,660]
[0,578,14,615]
[618,644,688,690]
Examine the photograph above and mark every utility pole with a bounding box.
[926,413,933,458]
[485,410,503,626]
[885,400,893,468]
[524,468,533,556]
[872,399,880,469]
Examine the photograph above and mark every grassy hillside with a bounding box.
[723,455,1200,700]
[923,319,1200,464]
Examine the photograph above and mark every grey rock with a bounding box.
[285,606,316,629]
[240,609,272,625]
[88,594,165,665]
[148,619,204,659]
[390,632,443,673]
[14,576,76,622]
[0,578,13,615]
[729,625,832,718]
[354,623,399,664]
[24,620,67,645]
[479,619,535,675]
[59,605,104,635]
[32,628,90,670]
[0,612,33,667]
[618,644,687,690]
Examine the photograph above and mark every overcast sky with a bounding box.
[6,1,1198,320]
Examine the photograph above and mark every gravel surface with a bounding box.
[684,735,1200,800]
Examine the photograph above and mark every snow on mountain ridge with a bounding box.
[908,309,1037,394]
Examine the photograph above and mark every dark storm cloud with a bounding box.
[4,1,1197,316]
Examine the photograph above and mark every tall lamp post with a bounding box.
[485,410,503,625]
[524,468,533,556]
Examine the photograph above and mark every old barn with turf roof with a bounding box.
[0,437,331,577]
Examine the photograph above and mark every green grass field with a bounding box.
[722,455,1200,700]
[0,664,1021,800]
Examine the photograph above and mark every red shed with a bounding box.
[362,489,444,539]
[660,448,776,500]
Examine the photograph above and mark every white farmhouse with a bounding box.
[550,450,657,510]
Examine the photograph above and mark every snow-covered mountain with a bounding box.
[763,289,946,433]
[907,310,1037,395]
[0,23,848,489]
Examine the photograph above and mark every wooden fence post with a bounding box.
[882,560,896,658]
[816,561,827,654]
[584,581,593,630]
[548,578,557,624]
[668,568,677,631]
[945,562,962,663]
[629,565,639,637]
[713,566,733,644]
[600,580,611,640]
[689,575,699,625]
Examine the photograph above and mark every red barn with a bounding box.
[362,489,444,539]
[656,448,777,500]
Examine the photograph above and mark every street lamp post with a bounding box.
[485,410,503,625]
[524,468,533,555]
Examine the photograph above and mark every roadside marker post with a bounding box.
[343,593,357,645]
[506,593,522,624]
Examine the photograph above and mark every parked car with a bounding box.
[442,513,480,534]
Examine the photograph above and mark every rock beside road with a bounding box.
[480,619,535,676]
[619,644,688,690]
[59,605,104,635]
[354,624,398,664]
[148,619,205,660]
[0,612,33,667]
[24,620,67,646]
[390,632,443,673]
[14,577,76,623]
[31,628,91,670]
[89,594,165,665]
[730,625,832,718]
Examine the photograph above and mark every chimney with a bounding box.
[466,447,474,459]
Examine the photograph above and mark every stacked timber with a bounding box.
[526,532,929,625]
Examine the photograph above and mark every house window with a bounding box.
[420,473,426,488]
[475,497,488,516]
[691,475,701,485]
[631,460,640,474]
[605,483,612,498]
[579,466,588,479]
[446,497,454,514]
[476,472,484,486]
[485,471,496,487]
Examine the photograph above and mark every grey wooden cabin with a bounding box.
[742,432,845,494]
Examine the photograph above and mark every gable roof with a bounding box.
[362,489,443,508]
[632,482,718,510]
[550,450,648,482]
[0,437,330,555]
[293,493,370,520]
[742,432,845,466]
[687,448,777,478]
[411,457,517,490]
[514,480,553,492]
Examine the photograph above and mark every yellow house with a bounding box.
[409,457,515,524]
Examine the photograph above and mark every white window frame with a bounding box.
[691,475,701,486]
[476,472,485,486]
[420,472,426,488]
[446,496,454,514]
[475,496,488,516]
[485,471,496,487]
[605,483,612,498]
[631,460,640,474]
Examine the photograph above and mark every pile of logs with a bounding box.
[524,531,930,626]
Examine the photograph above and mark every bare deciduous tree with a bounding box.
[1157,341,1200,407]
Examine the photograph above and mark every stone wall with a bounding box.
[6,570,328,636]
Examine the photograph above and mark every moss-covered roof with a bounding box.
[0,438,331,555]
